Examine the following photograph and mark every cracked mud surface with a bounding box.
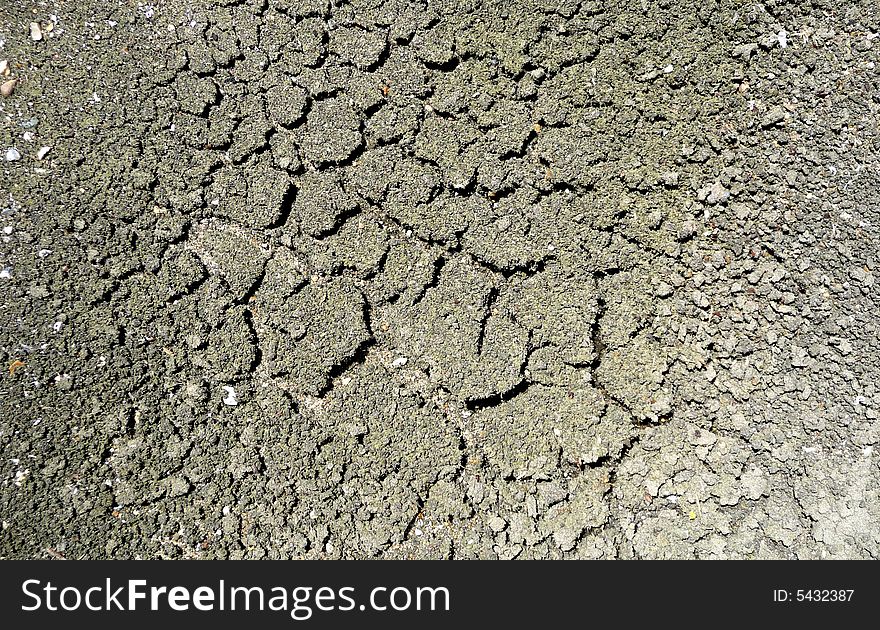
[1,0,878,559]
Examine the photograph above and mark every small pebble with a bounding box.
[0,60,8,75]
[30,23,43,42]
[0,79,17,97]
[732,42,758,61]
[655,281,674,298]
[391,357,408,368]
[651,393,673,416]
[761,105,786,128]
[705,364,717,382]
[36,146,51,160]
[661,171,679,187]
[5,148,21,162]
[698,180,730,205]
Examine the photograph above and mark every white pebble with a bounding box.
[222,386,238,406]
[36,146,51,160]
[777,30,788,49]
[391,357,408,368]
[5,147,21,161]
[30,23,43,41]
[14,469,30,486]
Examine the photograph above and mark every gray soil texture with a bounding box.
[1,0,878,559]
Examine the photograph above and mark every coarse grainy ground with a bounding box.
[0,0,878,559]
